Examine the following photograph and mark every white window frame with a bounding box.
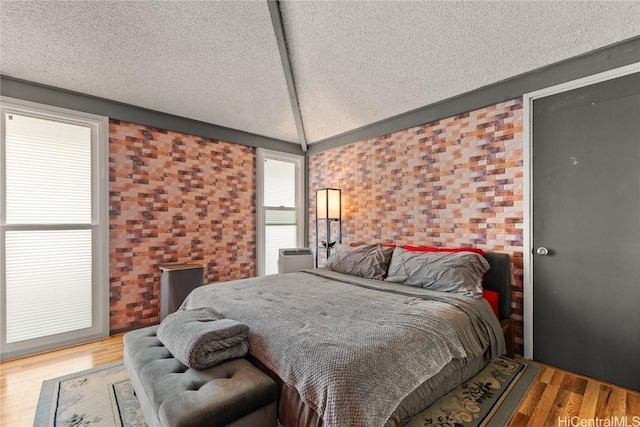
[0,97,110,359]
[256,148,304,276]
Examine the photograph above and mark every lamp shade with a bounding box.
[316,188,341,220]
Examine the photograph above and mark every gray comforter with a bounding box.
[181,269,505,427]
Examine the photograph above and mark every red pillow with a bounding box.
[349,243,397,248]
[402,245,485,256]
[482,289,500,319]
[401,245,439,252]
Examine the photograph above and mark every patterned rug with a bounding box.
[34,361,145,427]
[403,357,540,427]
[35,357,538,427]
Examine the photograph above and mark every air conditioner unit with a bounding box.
[278,248,314,274]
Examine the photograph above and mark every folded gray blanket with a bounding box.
[156,307,250,369]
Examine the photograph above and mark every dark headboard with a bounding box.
[483,252,512,319]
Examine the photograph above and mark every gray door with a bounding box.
[533,72,640,391]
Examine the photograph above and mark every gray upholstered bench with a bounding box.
[124,325,278,427]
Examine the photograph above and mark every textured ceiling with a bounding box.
[0,1,299,142]
[281,1,640,142]
[1,1,639,146]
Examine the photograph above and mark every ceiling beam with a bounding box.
[267,0,308,152]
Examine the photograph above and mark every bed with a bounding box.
[181,246,512,427]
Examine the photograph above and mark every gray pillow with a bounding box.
[325,244,395,280]
[385,247,490,297]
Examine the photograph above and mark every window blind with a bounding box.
[263,158,297,275]
[5,230,92,343]
[3,113,94,344]
[5,114,91,224]
[264,158,296,208]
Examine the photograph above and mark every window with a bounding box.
[0,98,109,359]
[256,149,304,276]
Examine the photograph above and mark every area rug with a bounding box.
[34,361,145,427]
[403,357,540,427]
[35,357,539,427]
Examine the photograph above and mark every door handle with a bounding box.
[536,247,549,256]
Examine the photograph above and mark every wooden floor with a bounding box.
[510,365,640,426]
[1,334,125,427]
[1,334,638,427]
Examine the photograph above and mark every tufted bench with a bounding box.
[124,325,278,427]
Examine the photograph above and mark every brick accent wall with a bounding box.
[109,120,256,331]
[308,99,525,354]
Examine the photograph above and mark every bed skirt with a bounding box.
[249,353,490,427]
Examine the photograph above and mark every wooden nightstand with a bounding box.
[500,317,515,358]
